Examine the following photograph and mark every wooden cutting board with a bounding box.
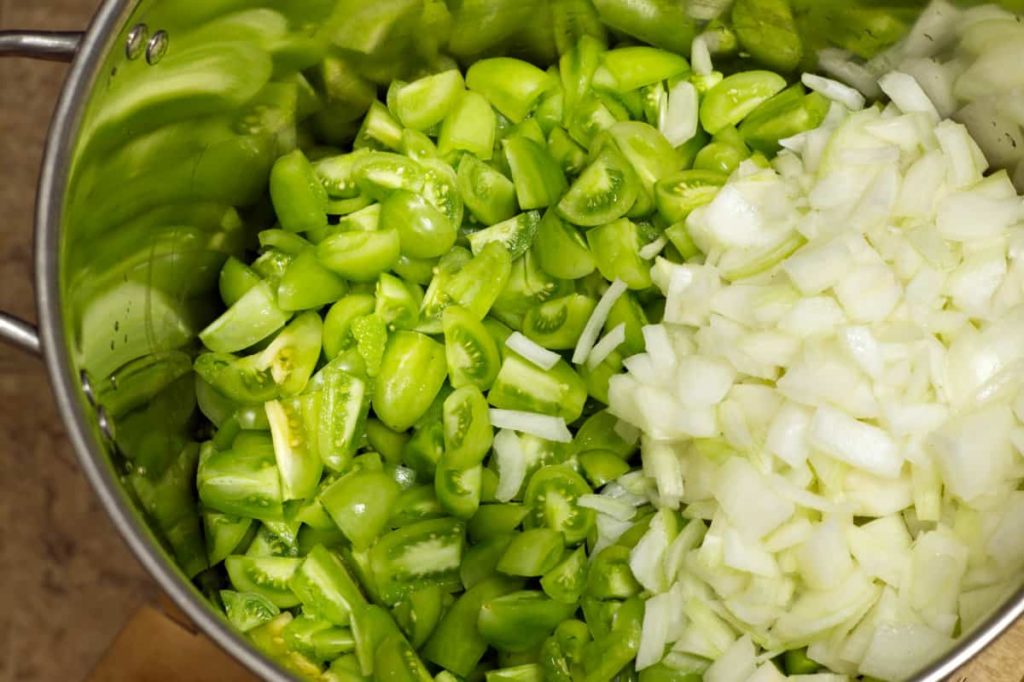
[87,602,1024,681]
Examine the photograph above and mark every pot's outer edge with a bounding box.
[33,1,290,679]
[27,1,1024,681]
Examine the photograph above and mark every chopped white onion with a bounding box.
[661,81,700,147]
[492,429,526,503]
[587,324,627,370]
[505,331,561,370]
[802,73,866,111]
[578,494,637,521]
[487,409,572,443]
[573,278,627,365]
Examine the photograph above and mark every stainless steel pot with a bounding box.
[1,2,1023,680]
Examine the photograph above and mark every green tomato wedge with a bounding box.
[439,91,497,160]
[503,136,568,210]
[355,100,403,151]
[351,151,424,200]
[457,155,519,226]
[205,513,254,566]
[373,331,448,432]
[560,35,604,125]
[523,465,595,545]
[364,418,410,466]
[699,70,788,135]
[655,169,729,224]
[488,353,587,423]
[586,545,642,599]
[443,305,502,391]
[199,281,290,354]
[599,46,690,92]
[317,364,370,473]
[316,229,401,282]
[440,241,513,322]
[578,450,631,488]
[478,590,577,653]
[369,517,466,606]
[605,121,683,196]
[389,484,445,529]
[225,555,302,608]
[605,291,648,357]
[270,149,328,234]
[351,313,389,377]
[220,589,280,633]
[392,584,445,650]
[522,294,597,350]
[547,126,588,176]
[533,210,596,280]
[380,190,457,260]
[443,386,494,469]
[591,0,697,54]
[558,146,639,228]
[320,469,401,550]
[468,503,529,543]
[738,85,830,154]
[540,546,588,604]
[266,396,323,501]
[497,528,564,577]
[314,150,369,199]
[420,159,465,232]
[468,211,542,260]
[466,58,552,123]
[435,458,483,520]
[289,544,367,627]
[247,310,323,397]
[277,250,349,312]
[374,273,421,330]
[198,437,284,521]
[194,352,277,405]
[219,256,261,307]
[491,251,575,329]
[587,218,652,290]
[732,0,803,73]
[391,69,466,131]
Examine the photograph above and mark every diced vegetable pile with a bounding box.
[138,2,1024,681]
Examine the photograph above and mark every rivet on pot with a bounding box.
[96,406,115,442]
[125,23,148,61]
[80,369,96,406]
[145,30,168,65]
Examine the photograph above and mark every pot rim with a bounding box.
[29,2,1024,680]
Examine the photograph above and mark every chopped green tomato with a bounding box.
[732,0,803,72]
[391,69,466,131]
[400,128,438,161]
[352,152,424,200]
[486,663,544,682]
[605,292,647,356]
[591,0,696,54]
[488,354,587,423]
[373,331,448,431]
[422,575,523,676]
[327,194,376,218]
[560,36,604,125]
[270,149,328,233]
[655,170,729,224]
[198,439,284,521]
[784,648,821,675]
[580,348,623,405]
[194,353,277,404]
[425,242,512,329]
[225,555,302,608]
[324,654,369,682]
[439,92,497,160]
[522,294,597,350]
[466,58,552,123]
[638,664,701,682]
[369,517,466,605]
[374,631,434,682]
[315,150,368,199]
[558,147,639,228]
[443,306,502,391]
[266,397,323,500]
[352,314,389,377]
[605,121,682,197]
[491,252,574,328]
[458,155,519,226]
[468,503,530,544]
[461,533,516,589]
[469,211,542,260]
[219,257,261,307]
[478,591,577,652]
[393,584,445,649]
[221,589,280,633]
[444,387,494,469]
[582,597,643,681]
[380,190,458,260]
[534,211,596,280]
[586,546,641,600]
[503,137,568,210]
[317,229,402,282]
[497,528,564,577]
[389,484,445,528]
[693,139,750,175]
[205,513,254,566]
[578,450,631,488]
[277,250,349,312]
[393,254,437,286]
[323,294,376,360]
[318,365,369,472]
[351,99,402,151]
[284,617,351,661]
[320,469,401,549]
[435,459,483,519]
[199,282,290,354]
[249,612,322,678]
[699,70,788,135]
[374,273,421,330]
[547,126,589,176]
[335,204,382,233]
[523,465,595,546]
[365,419,410,466]
[599,47,689,92]
[404,418,446,477]
[587,219,652,290]
[259,229,312,256]
[289,545,367,626]
[738,86,829,154]
[541,546,588,604]
[249,310,323,397]
[251,250,293,285]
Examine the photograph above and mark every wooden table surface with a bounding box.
[1,1,1023,680]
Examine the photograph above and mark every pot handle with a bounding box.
[0,30,82,355]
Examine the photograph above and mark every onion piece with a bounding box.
[578,494,636,521]
[488,409,572,443]
[505,331,561,370]
[587,324,627,370]
[802,73,866,111]
[492,429,526,503]
[573,278,627,365]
